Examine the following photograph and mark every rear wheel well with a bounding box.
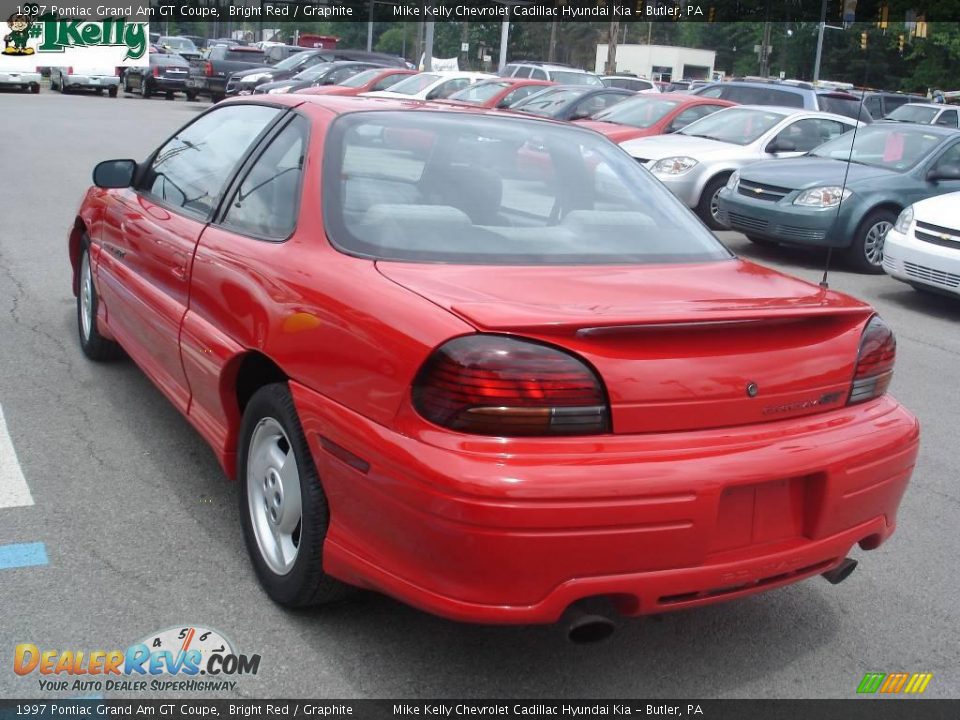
[69,218,88,297]
[235,352,288,415]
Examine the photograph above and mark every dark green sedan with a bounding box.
[716,123,960,272]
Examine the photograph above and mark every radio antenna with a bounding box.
[820,35,871,290]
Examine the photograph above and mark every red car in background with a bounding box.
[576,93,735,143]
[443,77,554,109]
[69,95,918,639]
[296,67,416,96]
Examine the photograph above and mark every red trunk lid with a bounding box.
[377,260,873,433]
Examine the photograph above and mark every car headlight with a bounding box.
[894,205,914,234]
[726,170,740,191]
[245,73,271,83]
[652,156,698,175]
[267,86,291,94]
[793,186,852,208]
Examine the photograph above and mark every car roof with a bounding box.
[716,104,860,123]
[897,102,947,109]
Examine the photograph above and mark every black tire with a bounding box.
[123,74,132,94]
[30,83,39,94]
[746,235,778,247]
[696,175,731,230]
[165,91,174,100]
[238,383,352,608]
[94,88,104,95]
[845,208,897,274]
[108,86,118,98]
[76,240,122,362]
[185,90,198,101]
[140,79,152,99]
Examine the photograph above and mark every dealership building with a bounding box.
[595,44,717,82]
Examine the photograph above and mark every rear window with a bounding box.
[887,105,940,124]
[225,49,265,62]
[385,73,441,95]
[550,71,603,86]
[725,86,804,107]
[448,81,510,104]
[323,112,730,265]
[817,93,872,121]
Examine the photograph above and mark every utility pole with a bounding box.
[759,21,772,77]
[424,21,435,71]
[460,21,470,70]
[813,0,827,82]
[366,0,374,52]
[548,20,558,62]
[605,21,620,75]
[498,20,509,73]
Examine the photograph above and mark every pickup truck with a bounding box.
[187,45,266,102]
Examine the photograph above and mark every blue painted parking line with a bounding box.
[0,542,48,570]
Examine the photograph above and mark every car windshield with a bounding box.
[324,112,730,265]
[160,37,197,52]
[383,73,441,95]
[679,107,786,145]
[513,88,586,116]
[293,63,334,81]
[809,125,945,171]
[448,81,510,103]
[339,69,381,87]
[550,71,603,86]
[274,52,317,71]
[887,105,940,124]
[594,97,683,128]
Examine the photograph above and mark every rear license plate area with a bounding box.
[709,475,817,555]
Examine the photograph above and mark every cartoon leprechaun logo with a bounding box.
[4,13,35,55]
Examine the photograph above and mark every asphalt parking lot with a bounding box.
[0,88,958,700]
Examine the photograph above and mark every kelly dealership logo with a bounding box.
[3,4,147,60]
[14,626,261,693]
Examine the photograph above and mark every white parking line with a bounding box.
[0,404,33,509]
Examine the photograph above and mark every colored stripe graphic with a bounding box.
[858,672,933,694]
[857,673,885,693]
[0,404,34,509]
[0,542,48,570]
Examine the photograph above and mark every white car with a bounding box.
[50,67,120,96]
[601,76,659,94]
[363,71,493,101]
[883,191,960,297]
[0,69,40,93]
[621,105,861,228]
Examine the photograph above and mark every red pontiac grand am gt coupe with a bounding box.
[69,95,918,635]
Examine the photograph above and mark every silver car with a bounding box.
[621,105,861,228]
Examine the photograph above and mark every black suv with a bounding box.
[692,80,873,122]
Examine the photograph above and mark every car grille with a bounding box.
[774,225,826,242]
[727,212,769,233]
[914,220,960,249]
[737,180,792,201]
[903,261,960,288]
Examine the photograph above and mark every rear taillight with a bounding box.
[152,66,160,77]
[66,66,73,75]
[204,61,213,77]
[848,316,895,405]
[413,335,610,436]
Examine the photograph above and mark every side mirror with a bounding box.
[766,138,797,154]
[927,164,960,182]
[569,110,593,121]
[93,159,136,189]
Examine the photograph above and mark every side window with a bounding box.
[864,96,882,118]
[771,118,838,153]
[373,73,405,91]
[428,78,471,99]
[142,105,281,218]
[698,86,724,99]
[329,66,362,84]
[513,66,532,79]
[221,115,309,239]
[500,85,541,107]
[935,110,958,128]
[531,68,547,80]
[669,105,720,131]
[932,142,960,171]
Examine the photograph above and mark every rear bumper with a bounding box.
[149,77,189,92]
[63,74,120,88]
[292,383,919,624]
[0,72,40,86]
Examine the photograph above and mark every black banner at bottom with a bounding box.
[0,700,957,720]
